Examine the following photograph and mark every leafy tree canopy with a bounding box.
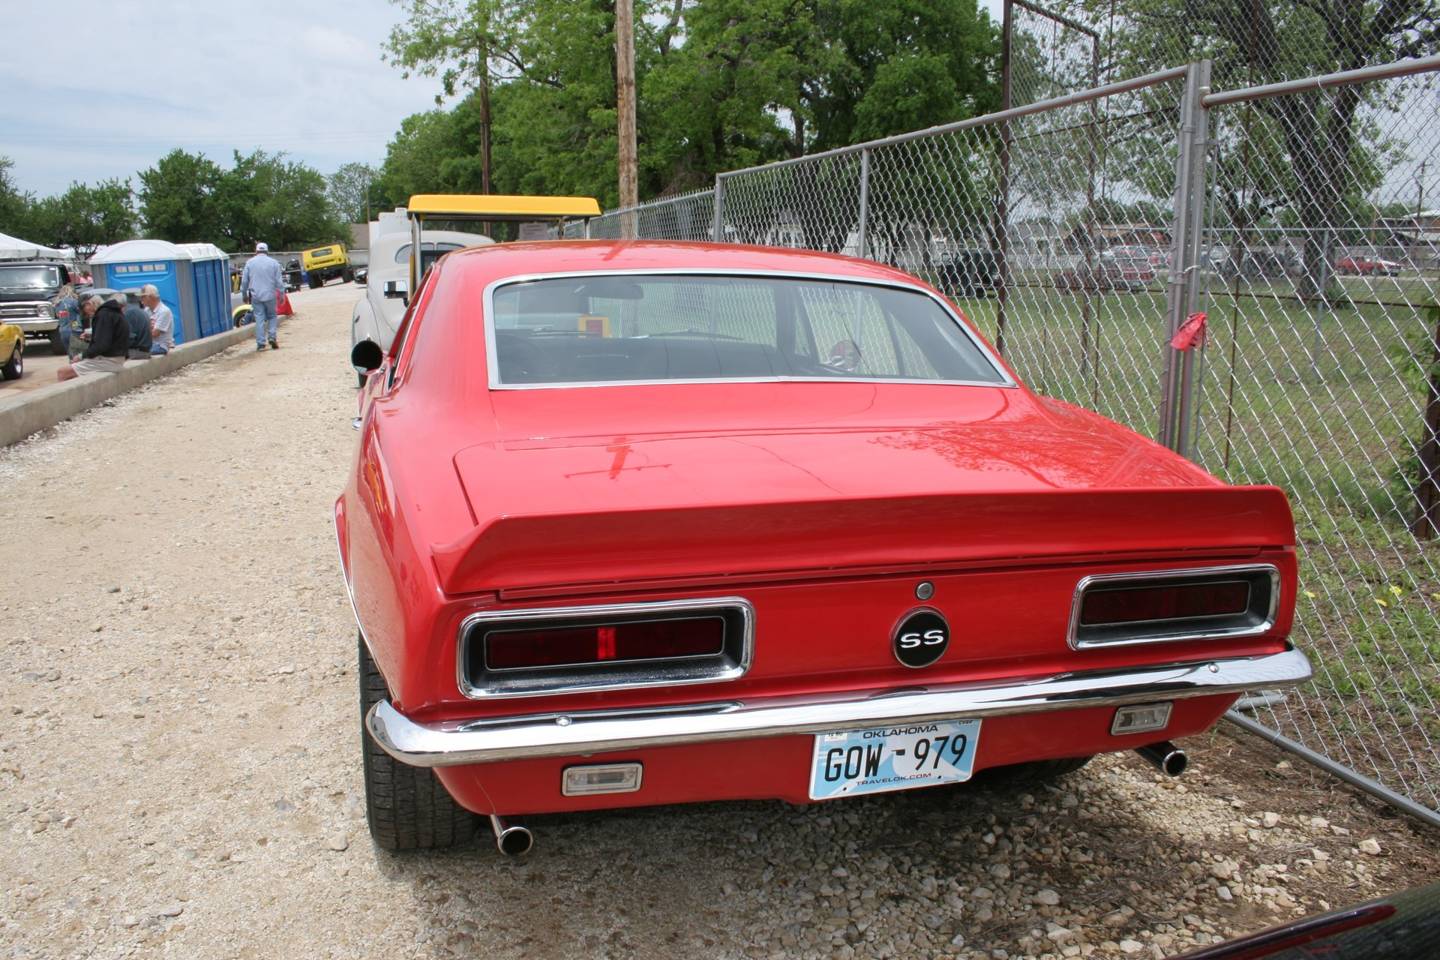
[376,0,1001,208]
[138,149,346,252]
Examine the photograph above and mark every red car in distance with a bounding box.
[339,240,1310,854]
[1334,255,1401,276]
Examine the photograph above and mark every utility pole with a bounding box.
[616,0,638,239]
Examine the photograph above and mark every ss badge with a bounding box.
[893,609,950,668]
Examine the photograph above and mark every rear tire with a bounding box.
[309,275,322,289]
[359,633,477,851]
[1,341,22,380]
[977,756,1093,785]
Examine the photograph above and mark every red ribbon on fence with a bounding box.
[1170,311,1208,351]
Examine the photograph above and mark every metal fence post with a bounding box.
[856,149,871,259]
[712,176,726,243]
[1159,60,1212,454]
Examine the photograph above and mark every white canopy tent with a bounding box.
[0,230,66,261]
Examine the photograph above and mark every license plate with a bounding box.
[809,719,982,800]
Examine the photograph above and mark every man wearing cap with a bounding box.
[240,242,284,351]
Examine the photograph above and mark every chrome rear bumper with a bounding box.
[367,647,1311,768]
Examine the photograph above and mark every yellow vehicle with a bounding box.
[301,244,352,288]
[0,322,24,380]
[401,194,602,294]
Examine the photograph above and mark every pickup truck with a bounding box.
[0,260,74,354]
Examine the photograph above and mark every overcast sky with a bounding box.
[2,0,1009,200]
[1,0,446,197]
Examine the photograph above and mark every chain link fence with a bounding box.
[1193,62,1440,816]
[566,36,1440,822]
[566,189,715,241]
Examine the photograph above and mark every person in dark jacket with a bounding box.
[123,294,152,358]
[57,295,129,380]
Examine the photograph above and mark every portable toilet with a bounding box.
[174,243,232,338]
[89,240,231,345]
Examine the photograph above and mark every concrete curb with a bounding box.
[0,324,255,448]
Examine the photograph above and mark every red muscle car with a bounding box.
[338,240,1310,854]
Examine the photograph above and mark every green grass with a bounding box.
[940,271,1440,805]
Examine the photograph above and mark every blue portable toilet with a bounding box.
[89,240,232,345]
[176,244,233,338]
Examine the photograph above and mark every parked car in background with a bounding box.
[1056,254,1156,292]
[339,239,1311,855]
[1335,255,1401,276]
[300,244,352,288]
[932,248,998,298]
[283,258,303,292]
[0,321,24,380]
[0,260,74,354]
[349,227,494,385]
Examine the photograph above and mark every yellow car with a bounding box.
[1,322,23,380]
[300,244,352,288]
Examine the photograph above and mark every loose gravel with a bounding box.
[1,283,1436,960]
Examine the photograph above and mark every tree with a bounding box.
[138,149,225,244]
[0,156,36,236]
[29,179,135,256]
[328,162,379,224]
[386,0,498,192]
[217,150,345,251]
[376,0,1002,210]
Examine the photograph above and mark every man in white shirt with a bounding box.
[240,242,285,351]
[140,285,175,355]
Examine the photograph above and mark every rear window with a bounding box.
[488,274,1007,388]
[393,242,467,274]
[309,247,334,258]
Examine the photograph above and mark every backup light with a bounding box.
[1111,702,1173,736]
[562,763,643,796]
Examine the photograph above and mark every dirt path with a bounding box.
[1,283,1435,960]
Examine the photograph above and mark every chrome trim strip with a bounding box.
[1066,564,1281,651]
[333,509,372,652]
[456,597,756,699]
[368,645,1312,768]
[480,268,1016,391]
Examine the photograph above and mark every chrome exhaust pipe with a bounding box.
[1135,741,1188,777]
[488,815,534,857]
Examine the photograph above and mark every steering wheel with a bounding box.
[822,339,864,374]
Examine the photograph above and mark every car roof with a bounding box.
[441,239,930,286]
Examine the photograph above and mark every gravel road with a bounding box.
[2,283,1435,960]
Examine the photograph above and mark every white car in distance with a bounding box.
[350,220,494,386]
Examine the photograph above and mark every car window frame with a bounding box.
[387,261,443,389]
[481,268,1016,391]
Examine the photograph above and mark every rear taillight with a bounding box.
[1069,566,1278,649]
[1080,580,1250,626]
[484,617,726,670]
[460,598,752,698]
